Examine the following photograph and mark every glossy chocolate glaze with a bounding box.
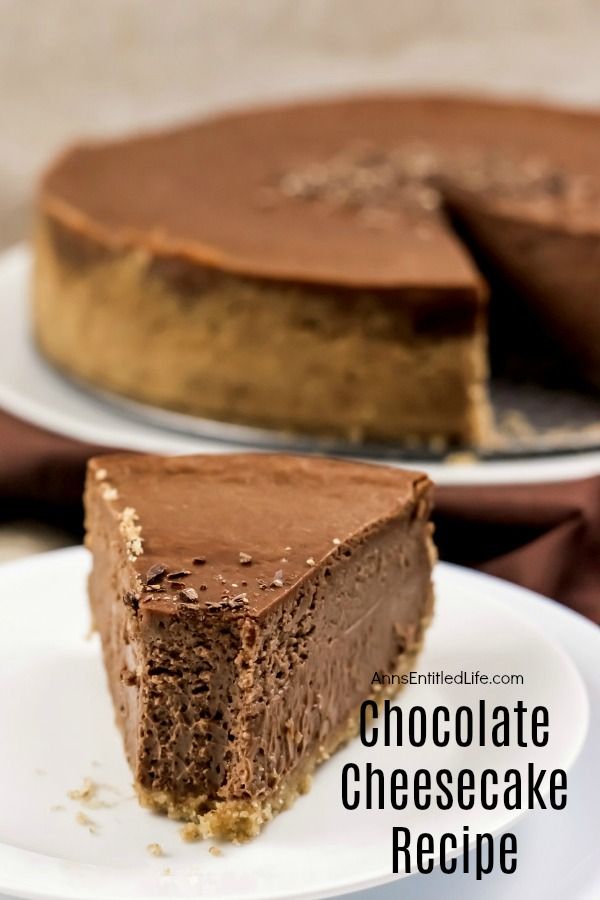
[39,95,492,292]
[87,452,431,619]
[41,94,600,294]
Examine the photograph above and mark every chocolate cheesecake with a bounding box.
[34,95,600,447]
[84,452,435,840]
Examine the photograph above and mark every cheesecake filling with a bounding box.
[84,453,435,840]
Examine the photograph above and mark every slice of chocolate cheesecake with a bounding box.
[84,453,435,841]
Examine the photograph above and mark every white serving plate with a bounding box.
[0,549,590,900]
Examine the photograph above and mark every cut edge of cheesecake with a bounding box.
[141,641,431,843]
[442,181,600,388]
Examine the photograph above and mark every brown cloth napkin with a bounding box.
[1,409,599,625]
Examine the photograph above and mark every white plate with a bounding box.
[1,244,600,485]
[0,549,589,900]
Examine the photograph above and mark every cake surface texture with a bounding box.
[84,452,435,840]
[35,94,600,446]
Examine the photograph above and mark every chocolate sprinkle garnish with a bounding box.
[167,570,191,581]
[271,569,284,588]
[141,592,170,604]
[179,587,199,602]
[199,584,208,591]
[193,556,206,565]
[168,581,186,590]
[123,592,140,611]
[145,563,167,585]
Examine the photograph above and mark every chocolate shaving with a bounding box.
[167,570,191,580]
[271,569,284,588]
[193,556,206,565]
[140,592,171,605]
[179,587,199,602]
[145,563,167,585]
[123,592,140,612]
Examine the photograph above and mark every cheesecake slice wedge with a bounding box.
[84,452,435,840]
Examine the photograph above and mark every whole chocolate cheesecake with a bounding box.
[34,95,600,447]
[84,453,435,840]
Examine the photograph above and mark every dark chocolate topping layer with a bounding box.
[42,94,600,292]
[88,453,430,620]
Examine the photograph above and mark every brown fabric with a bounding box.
[0,410,105,530]
[0,408,598,624]
[434,479,600,625]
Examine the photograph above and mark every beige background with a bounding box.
[2,0,600,246]
[1,0,600,559]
